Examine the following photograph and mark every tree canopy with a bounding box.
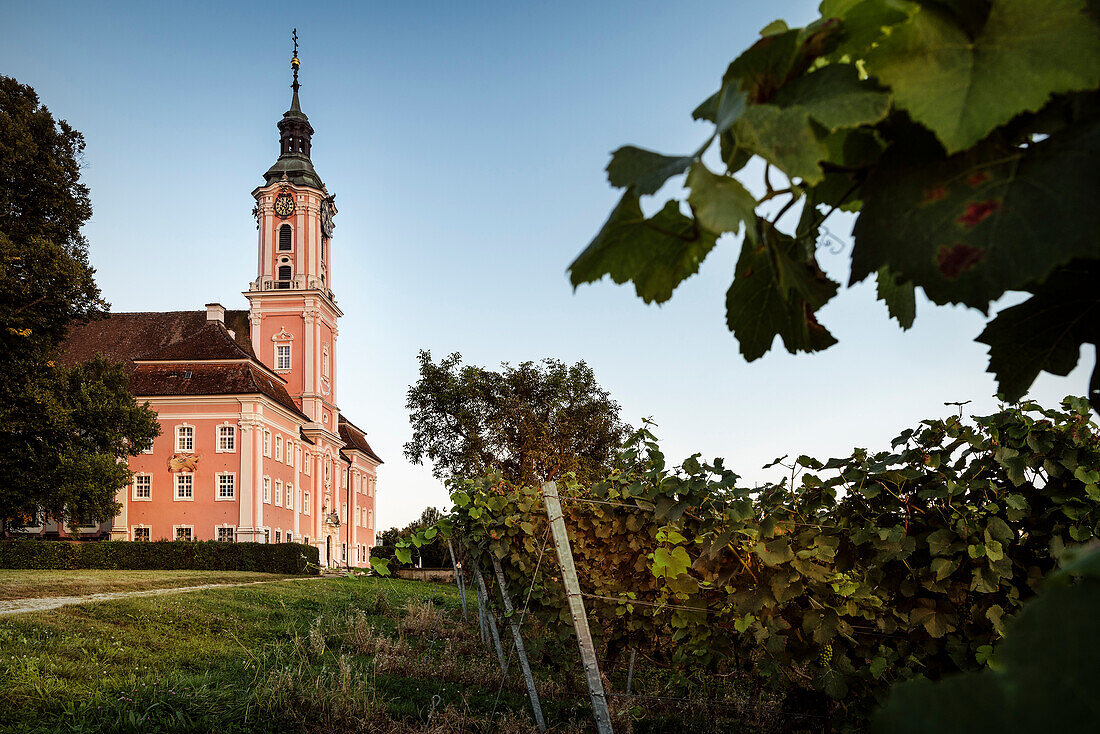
[404,350,628,487]
[0,76,159,534]
[568,0,1100,413]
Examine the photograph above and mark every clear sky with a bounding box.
[3,1,1090,530]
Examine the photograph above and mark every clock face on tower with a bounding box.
[274,191,295,218]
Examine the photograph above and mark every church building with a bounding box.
[50,46,380,567]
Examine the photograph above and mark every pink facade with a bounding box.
[52,59,382,567]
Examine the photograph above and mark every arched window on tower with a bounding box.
[278,224,292,251]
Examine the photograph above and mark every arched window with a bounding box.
[277,265,292,288]
[278,224,292,251]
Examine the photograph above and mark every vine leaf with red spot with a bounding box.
[851,120,1100,311]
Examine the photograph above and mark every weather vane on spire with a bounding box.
[291,28,300,94]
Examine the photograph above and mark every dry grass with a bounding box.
[0,569,294,600]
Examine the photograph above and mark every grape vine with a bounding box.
[387,398,1100,725]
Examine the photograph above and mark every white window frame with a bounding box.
[216,424,236,453]
[173,525,193,541]
[286,483,294,510]
[303,491,310,515]
[275,435,282,462]
[263,476,271,504]
[322,345,329,378]
[263,528,270,544]
[274,479,283,507]
[368,477,374,498]
[215,525,235,542]
[216,472,236,501]
[263,430,271,457]
[133,474,152,501]
[304,451,311,475]
[175,424,195,453]
[368,509,373,529]
[132,525,151,542]
[142,440,155,455]
[274,529,282,543]
[275,343,291,371]
[175,473,194,501]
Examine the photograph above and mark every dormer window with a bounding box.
[278,223,292,251]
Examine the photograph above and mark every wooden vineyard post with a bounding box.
[626,648,637,694]
[491,555,547,733]
[447,540,469,621]
[472,557,508,674]
[542,481,614,734]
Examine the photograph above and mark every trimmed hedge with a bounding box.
[0,539,320,575]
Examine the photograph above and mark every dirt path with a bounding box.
[0,576,323,616]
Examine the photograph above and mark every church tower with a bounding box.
[246,34,342,441]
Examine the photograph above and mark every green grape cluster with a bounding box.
[819,643,833,667]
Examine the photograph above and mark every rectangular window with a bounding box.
[217,425,236,452]
[303,491,310,515]
[286,483,294,510]
[263,477,271,504]
[264,528,270,544]
[263,431,271,457]
[276,344,291,371]
[368,510,373,529]
[133,474,151,501]
[176,425,194,452]
[274,480,283,506]
[175,473,194,500]
[304,452,311,475]
[133,527,150,542]
[275,435,282,461]
[216,473,235,500]
[175,526,193,541]
[275,529,281,543]
[368,478,373,498]
[216,526,234,542]
[142,441,155,455]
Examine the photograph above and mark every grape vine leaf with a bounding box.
[726,224,839,360]
[606,146,694,196]
[976,264,1100,402]
[850,120,1100,310]
[570,189,719,304]
[772,63,892,132]
[875,266,916,329]
[863,0,1100,153]
[733,105,830,184]
[685,163,757,236]
[820,0,915,58]
[651,546,692,579]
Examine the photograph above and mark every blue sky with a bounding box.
[3,1,1090,528]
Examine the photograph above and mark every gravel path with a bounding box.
[0,576,323,616]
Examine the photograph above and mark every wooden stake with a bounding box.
[542,481,614,734]
[626,648,637,694]
[472,556,507,674]
[491,555,546,733]
[447,540,468,621]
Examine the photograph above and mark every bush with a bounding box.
[0,539,319,575]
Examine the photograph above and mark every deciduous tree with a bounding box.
[404,351,628,487]
[0,76,159,535]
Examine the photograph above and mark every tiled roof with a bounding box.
[129,362,307,419]
[59,310,305,419]
[338,415,383,464]
[59,310,254,371]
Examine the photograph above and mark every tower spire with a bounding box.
[263,28,322,188]
[291,28,301,113]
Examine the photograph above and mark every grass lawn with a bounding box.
[0,569,298,601]
[0,574,777,733]
[0,575,587,733]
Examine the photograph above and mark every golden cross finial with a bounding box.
[291,28,300,92]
